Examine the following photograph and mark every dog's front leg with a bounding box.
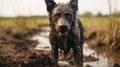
[51,45,58,67]
[73,46,83,67]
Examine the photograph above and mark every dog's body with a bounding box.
[45,0,84,67]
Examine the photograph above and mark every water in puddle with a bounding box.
[32,26,120,67]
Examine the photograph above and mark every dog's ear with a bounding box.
[69,0,78,11]
[45,0,56,12]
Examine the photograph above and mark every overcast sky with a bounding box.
[0,0,120,17]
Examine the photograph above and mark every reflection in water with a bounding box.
[83,44,109,67]
[32,26,120,67]
[58,61,70,66]
[89,45,120,67]
[32,34,51,51]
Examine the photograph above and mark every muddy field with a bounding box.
[0,28,53,67]
[0,25,120,67]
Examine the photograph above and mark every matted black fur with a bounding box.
[45,0,84,67]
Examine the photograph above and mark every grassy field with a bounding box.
[0,17,117,29]
[81,17,120,52]
[0,17,120,48]
[1,17,120,27]
[0,17,49,35]
[0,17,49,28]
[0,17,120,32]
[0,16,120,34]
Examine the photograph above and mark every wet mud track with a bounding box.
[32,26,120,67]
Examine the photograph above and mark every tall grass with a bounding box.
[0,16,120,39]
[0,17,49,35]
[81,16,120,51]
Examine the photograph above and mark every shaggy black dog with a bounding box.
[45,0,84,67]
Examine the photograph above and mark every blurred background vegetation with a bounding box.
[0,0,120,52]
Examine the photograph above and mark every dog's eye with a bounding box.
[65,13,72,20]
[55,13,61,18]
[65,13,72,17]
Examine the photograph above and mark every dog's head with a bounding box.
[45,0,78,36]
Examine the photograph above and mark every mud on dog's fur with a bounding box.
[45,0,84,67]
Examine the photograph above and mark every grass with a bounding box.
[0,17,119,31]
[81,17,120,52]
[0,17,49,27]
[0,16,120,51]
[0,17,49,35]
[0,16,120,36]
[0,17,115,28]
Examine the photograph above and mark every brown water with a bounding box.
[32,26,120,67]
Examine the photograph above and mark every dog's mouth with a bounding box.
[58,28,69,36]
[58,32,68,36]
[56,25,70,36]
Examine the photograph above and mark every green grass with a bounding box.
[0,17,49,35]
[0,16,120,48]
[0,17,120,35]
[0,17,49,27]
[0,17,119,27]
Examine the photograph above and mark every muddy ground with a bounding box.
[0,25,120,67]
[0,26,96,67]
[0,28,54,67]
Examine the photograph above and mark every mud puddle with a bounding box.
[32,26,119,67]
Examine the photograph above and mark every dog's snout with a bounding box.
[59,25,68,33]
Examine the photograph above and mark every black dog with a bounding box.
[45,0,84,67]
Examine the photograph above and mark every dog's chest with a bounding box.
[57,35,73,51]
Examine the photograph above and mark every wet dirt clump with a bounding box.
[113,63,120,67]
[84,65,92,67]
[0,52,53,67]
[83,55,98,62]
[0,30,53,67]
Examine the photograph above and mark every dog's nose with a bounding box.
[59,25,68,33]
